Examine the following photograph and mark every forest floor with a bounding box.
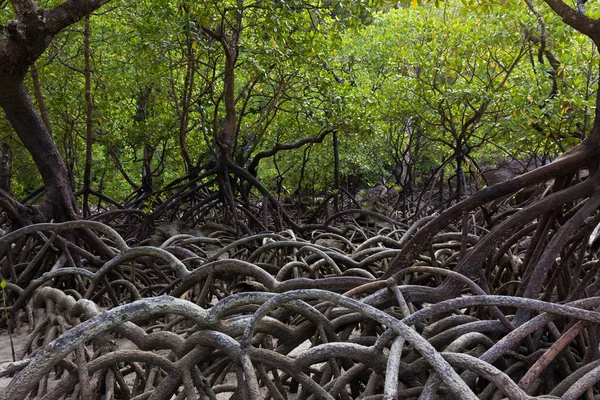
[0,328,28,395]
[0,190,599,399]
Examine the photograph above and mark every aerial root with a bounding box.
[2,195,600,399]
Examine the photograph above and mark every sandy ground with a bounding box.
[0,329,311,399]
[0,327,29,394]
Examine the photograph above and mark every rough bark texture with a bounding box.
[0,140,11,193]
[0,80,76,221]
[0,0,109,221]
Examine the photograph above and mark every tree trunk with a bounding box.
[135,85,155,195]
[30,63,52,135]
[215,38,240,225]
[142,144,155,194]
[82,15,94,217]
[0,140,11,193]
[0,0,111,223]
[333,130,340,213]
[178,39,195,173]
[455,151,464,201]
[0,77,77,222]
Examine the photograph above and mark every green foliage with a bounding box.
[4,0,597,203]
[324,1,595,187]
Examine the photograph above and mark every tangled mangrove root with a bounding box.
[0,209,600,399]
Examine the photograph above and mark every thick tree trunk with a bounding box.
[219,50,237,160]
[0,0,112,266]
[215,37,240,226]
[0,77,77,222]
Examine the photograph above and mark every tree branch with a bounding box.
[247,127,337,177]
[542,0,600,41]
[44,0,110,34]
